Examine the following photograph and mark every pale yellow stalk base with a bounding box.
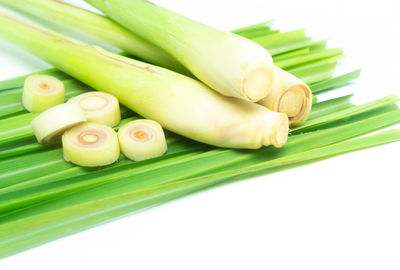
[118,119,167,161]
[258,66,312,127]
[62,123,120,167]
[22,74,64,113]
[31,103,86,143]
[68,91,121,127]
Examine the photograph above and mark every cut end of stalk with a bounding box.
[279,88,306,118]
[68,92,121,127]
[242,67,273,102]
[118,119,167,161]
[279,84,312,127]
[262,111,289,148]
[63,123,120,167]
[271,114,289,148]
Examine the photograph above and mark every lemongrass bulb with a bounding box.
[68,91,121,127]
[62,123,120,167]
[258,66,312,127]
[31,103,86,143]
[22,74,64,113]
[118,119,167,161]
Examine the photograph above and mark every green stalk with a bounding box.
[1,107,399,214]
[85,0,277,102]
[0,129,398,258]
[0,12,290,149]
[0,0,189,75]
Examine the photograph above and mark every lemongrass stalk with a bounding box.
[85,0,276,102]
[0,0,190,75]
[1,129,399,258]
[0,13,289,149]
[258,66,312,126]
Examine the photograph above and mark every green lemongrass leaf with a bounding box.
[0,136,193,191]
[294,53,344,70]
[272,48,310,62]
[275,48,344,69]
[252,29,307,47]
[0,141,203,196]
[0,140,57,160]
[239,29,279,39]
[0,114,35,143]
[311,69,362,93]
[231,20,273,34]
[289,62,337,84]
[308,94,354,120]
[270,39,326,56]
[293,95,400,133]
[0,129,398,258]
[2,107,399,216]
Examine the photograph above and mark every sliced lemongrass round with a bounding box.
[62,123,120,167]
[31,103,86,143]
[118,119,167,161]
[68,91,121,127]
[22,75,64,113]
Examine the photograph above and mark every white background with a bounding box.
[1,0,400,269]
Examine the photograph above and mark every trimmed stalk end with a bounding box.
[263,112,289,148]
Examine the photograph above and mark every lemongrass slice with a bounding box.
[22,74,64,113]
[118,119,167,161]
[62,123,120,167]
[68,91,121,127]
[31,103,86,143]
[258,66,312,127]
